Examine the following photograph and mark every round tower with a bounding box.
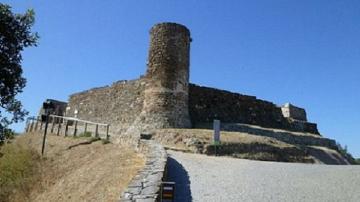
[143,22,192,129]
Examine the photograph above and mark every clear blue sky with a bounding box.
[4,0,360,157]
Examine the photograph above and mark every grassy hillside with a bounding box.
[0,132,144,202]
[0,140,41,202]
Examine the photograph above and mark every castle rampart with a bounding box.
[63,22,319,136]
[66,79,146,135]
[189,84,318,134]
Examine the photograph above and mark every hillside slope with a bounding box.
[154,125,349,164]
[1,133,144,202]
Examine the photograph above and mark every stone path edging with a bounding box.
[120,139,167,202]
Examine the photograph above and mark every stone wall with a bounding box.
[189,84,319,134]
[66,81,319,136]
[120,139,167,201]
[281,103,307,121]
[65,22,319,136]
[66,79,146,135]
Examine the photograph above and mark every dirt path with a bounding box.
[17,133,144,202]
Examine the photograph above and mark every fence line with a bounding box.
[25,115,110,140]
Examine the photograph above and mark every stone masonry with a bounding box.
[66,79,145,135]
[143,23,192,130]
[64,22,320,136]
[189,84,318,134]
[281,103,307,121]
[120,139,167,201]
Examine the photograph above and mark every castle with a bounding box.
[50,23,319,137]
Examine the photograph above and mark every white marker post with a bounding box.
[213,119,221,143]
[213,119,221,156]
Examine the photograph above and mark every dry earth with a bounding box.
[154,128,348,164]
[154,128,291,150]
[15,133,144,202]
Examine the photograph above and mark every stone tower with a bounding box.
[143,22,192,130]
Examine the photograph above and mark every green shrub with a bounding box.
[0,142,41,202]
[336,142,357,164]
[0,128,15,146]
[78,131,92,138]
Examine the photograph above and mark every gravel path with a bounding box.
[167,150,360,202]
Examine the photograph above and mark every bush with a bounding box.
[78,131,92,138]
[336,142,356,164]
[0,128,15,146]
[0,142,41,202]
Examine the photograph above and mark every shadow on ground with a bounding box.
[166,157,192,202]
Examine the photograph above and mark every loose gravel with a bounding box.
[167,150,360,202]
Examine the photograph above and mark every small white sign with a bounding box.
[213,119,220,143]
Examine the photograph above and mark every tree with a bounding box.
[0,3,38,144]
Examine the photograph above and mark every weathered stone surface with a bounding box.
[67,79,145,136]
[135,198,156,202]
[143,22,192,131]
[65,22,319,138]
[120,140,167,201]
[66,79,319,137]
[281,103,307,121]
[189,84,319,134]
[125,186,142,195]
[140,185,159,195]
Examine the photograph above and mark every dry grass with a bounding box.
[0,132,144,202]
[155,128,292,150]
[154,129,313,162]
[0,141,41,202]
[154,128,348,164]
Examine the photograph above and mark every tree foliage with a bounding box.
[0,3,38,144]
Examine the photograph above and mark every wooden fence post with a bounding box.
[65,120,69,136]
[34,118,39,131]
[57,119,62,136]
[95,124,99,137]
[29,120,34,132]
[73,121,78,137]
[40,119,43,131]
[41,113,50,155]
[26,119,31,133]
[106,124,110,140]
[25,119,29,133]
[50,116,55,133]
[84,123,88,133]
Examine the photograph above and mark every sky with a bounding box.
[3,0,360,157]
